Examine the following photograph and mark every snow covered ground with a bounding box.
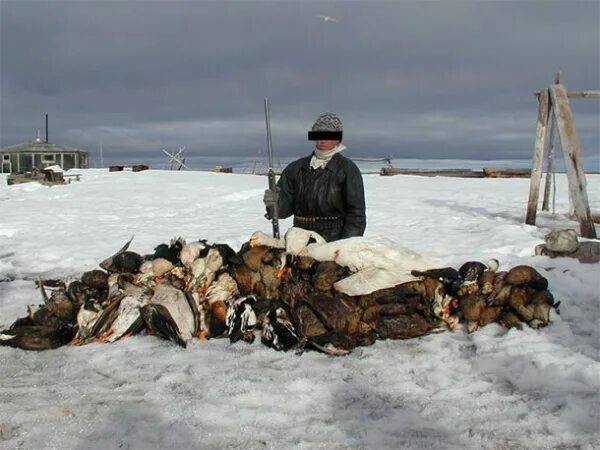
[0,169,598,450]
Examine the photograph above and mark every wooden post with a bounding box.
[549,84,597,238]
[525,89,549,225]
[541,108,557,211]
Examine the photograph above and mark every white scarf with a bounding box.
[309,144,346,170]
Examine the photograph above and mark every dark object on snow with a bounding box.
[0,324,75,351]
[534,229,600,263]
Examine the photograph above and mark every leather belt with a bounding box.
[293,215,344,231]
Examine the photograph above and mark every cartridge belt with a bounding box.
[293,215,344,231]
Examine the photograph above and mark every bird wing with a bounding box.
[99,236,134,271]
[90,294,125,337]
[141,304,186,348]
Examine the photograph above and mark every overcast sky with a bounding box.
[1,0,598,164]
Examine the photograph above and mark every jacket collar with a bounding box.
[301,152,343,172]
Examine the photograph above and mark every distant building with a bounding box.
[1,133,89,174]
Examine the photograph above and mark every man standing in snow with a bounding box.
[263,113,366,242]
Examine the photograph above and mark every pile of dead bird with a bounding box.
[0,228,560,355]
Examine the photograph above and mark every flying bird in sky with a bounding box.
[317,15,339,23]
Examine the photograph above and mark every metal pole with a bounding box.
[264,98,280,239]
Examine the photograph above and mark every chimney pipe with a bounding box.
[45,114,48,143]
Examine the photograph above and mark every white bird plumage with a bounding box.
[317,14,338,23]
[306,237,443,295]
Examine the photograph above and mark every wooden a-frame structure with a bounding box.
[525,76,598,239]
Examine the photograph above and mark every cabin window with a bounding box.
[43,154,55,162]
[2,154,9,161]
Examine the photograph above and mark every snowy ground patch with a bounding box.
[0,169,599,449]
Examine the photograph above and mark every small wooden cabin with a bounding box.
[0,138,89,174]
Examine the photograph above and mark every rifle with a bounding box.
[264,97,280,239]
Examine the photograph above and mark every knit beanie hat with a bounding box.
[308,113,343,141]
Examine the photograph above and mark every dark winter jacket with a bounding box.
[275,153,366,242]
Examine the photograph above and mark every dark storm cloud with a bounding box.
[1,1,598,164]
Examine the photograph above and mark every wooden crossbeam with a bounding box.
[534,90,600,98]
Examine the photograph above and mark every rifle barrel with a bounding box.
[264,98,280,239]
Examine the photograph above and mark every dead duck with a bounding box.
[190,248,224,293]
[261,303,302,351]
[411,266,461,285]
[81,270,109,290]
[292,301,329,338]
[226,295,258,343]
[457,259,499,296]
[303,293,361,335]
[152,258,174,278]
[42,284,76,324]
[375,313,438,340]
[204,272,239,337]
[95,284,151,343]
[232,263,262,296]
[460,294,501,333]
[99,236,135,272]
[179,240,207,268]
[487,272,512,307]
[499,310,524,330]
[314,261,350,293]
[431,285,459,331]
[504,265,548,290]
[74,300,103,343]
[152,237,185,265]
[0,324,75,351]
[141,282,196,347]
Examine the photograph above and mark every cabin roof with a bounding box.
[1,140,88,154]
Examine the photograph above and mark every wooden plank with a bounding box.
[483,168,531,178]
[525,89,549,225]
[379,168,484,178]
[550,84,597,238]
[541,110,557,211]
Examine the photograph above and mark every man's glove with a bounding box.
[263,188,279,220]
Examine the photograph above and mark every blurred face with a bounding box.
[315,140,340,152]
